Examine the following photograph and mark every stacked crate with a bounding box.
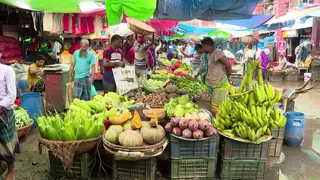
[217,136,269,180]
[283,73,298,82]
[170,134,219,179]
[49,151,94,179]
[268,127,285,157]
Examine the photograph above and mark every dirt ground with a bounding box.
[1,81,320,180]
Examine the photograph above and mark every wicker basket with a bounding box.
[126,17,155,36]
[39,136,101,155]
[146,34,160,41]
[103,137,168,160]
[241,35,259,45]
[17,119,34,138]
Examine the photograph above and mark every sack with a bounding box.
[0,49,21,58]
[112,65,139,95]
[65,82,74,109]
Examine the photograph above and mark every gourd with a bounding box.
[142,109,166,120]
[131,110,142,130]
[109,111,132,125]
[105,128,120,144]
[109,125,123,134]
[140,123,165,145]
[149,113,159,127]
[119,130,143,147]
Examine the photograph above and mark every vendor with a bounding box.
[0,63,20,180]
[69,39,96,101]
[180,44,204,77]
[278,52,287,69]
[257,51,269,77]
[134,34,151,86]
[103,35,127,93]
[201,37,232,112]
[27,55,45,92]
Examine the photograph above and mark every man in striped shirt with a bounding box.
[180,43,204,77]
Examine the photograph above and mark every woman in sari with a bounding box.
[258,51,269,78]
[0,63,20,180]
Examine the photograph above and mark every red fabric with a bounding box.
[69,42,80,54]
[127,47,135,64]
[80,16,88,34]
[0,42,8,50]
[146,49,154,68]
[72,15,77,34]
[63,14,69,31]
[28,42,38,52]
[0,49,21,58]
[8,43,20,49]
[87,16,95,33]
[103,46,123,72]
[0,56,23,64]
[0,35,18,43]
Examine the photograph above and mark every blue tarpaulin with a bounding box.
[154,0,263,21]
[216,14,273,29]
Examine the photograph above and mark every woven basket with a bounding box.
[241,35,259,45]
[146,34,160,41]
[17,119,34,138]
[103,137,167,160]
[126,17,155,36]
[39,136,101,155]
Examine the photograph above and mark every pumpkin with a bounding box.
[109,125,123,134]
[131,110,142,130]
[105,128,119,144]
[142,109,165,120]
[149,113,159,128]
[109,111,132,125]
[140,123,165,145]
[119,130,143,147]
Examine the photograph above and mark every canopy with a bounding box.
[216,14,273,29]
[306,8,320,17]
[154,0,262,21]
[266,4,320,25]
[208,30,230,40]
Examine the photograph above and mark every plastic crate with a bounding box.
[171,158,216,180]
[112,157,157,180]
[49,151,93,179]
[284,73,298,82]
[217,155,266,180]
[268,138,284,157]
[219,136,269,160]
[271,127,285,138]
[170,134,219,159]
[269,75,283,82]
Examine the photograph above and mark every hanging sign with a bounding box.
[278,41,286,53]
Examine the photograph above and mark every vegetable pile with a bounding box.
[105,111,166,147]
[14,106,33,128]
[150,70,174,81]
[142,79,165,93]
[165,114,217,139]
[175,77,207,95]
[93,92,135,108]
[37,98,111,141]
[164,96,200,118]
[214,60,285,142]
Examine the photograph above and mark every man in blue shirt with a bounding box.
[167,41,176,60]
[69,39,96,101]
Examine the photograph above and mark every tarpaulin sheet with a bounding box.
[216,14,273,29]
[146,20,178,36]
[106,0,157,26]
[154,0,263,21]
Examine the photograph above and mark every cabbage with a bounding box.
[185,103,194,109]
[177,96,189,105]
[174,109,185,118]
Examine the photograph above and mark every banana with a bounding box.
[274,107,280,122]
[259,85,267,102]
[251,105,257,118]
[256,107,262,119]
[254,84,263,103]
[267,83,275,99]
[257,117,264,127]
[269,90,282,106]
[243,93,250,105]
[262,125,268,134]
[266,128,272,135]
[264,83,271,100]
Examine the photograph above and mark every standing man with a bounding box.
[180,44,204,77]
[0,63,19,180]
[134,34,151,86]
[103,35,127,93]
[69,39,96,101]
[201,37,232,112]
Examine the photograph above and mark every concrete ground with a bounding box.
[1,81,320,180]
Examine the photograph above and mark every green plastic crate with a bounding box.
[268,138,284,157]
[171,158,216,180]
[49,151,94,179]
[217,155,266,180]
[112,157,157,180]
[170,134,219,159]
[219,136,269,160]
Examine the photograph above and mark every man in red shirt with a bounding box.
[69,37,81,54]
[103,35,128,93]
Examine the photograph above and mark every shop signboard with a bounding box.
[278,41,286,53]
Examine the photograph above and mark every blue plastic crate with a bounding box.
[170,134,219,159]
